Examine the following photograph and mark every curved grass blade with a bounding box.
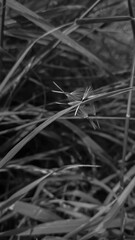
[58,119,117,172]
[0,23,72,95]
[0,104,77,168]
[0,164,97,212]
[0,86,134,168]
[0,174,49,212]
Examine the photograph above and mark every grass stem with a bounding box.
[0,0,6,47]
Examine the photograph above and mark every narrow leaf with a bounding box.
[14,201,60,222]
[76,16,131,25]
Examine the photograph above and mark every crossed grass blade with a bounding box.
[58,119,117,172]
[78,175,135,240]
[0,86,133,169]
[0,22,72,96]
[64,175,135,240]
[0,164,98,213]
[0,0,108,72]
[0,0,108,96]
[0,104,77,168]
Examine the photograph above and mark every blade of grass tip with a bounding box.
[0,226,32,237]
[83,86,135,105]
[0,104,78,168]
[0,0,6,47]
[0,22,71,95]
[62,164,100,170]
[53,82,66,94]
[120,0,135,237]
[80,0,103,19]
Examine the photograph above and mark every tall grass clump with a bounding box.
[0,0,135,239]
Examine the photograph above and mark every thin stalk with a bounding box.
[0,0,6,47]
[120,0,135,237]
[0,0,6,81]
[128,0,135,38]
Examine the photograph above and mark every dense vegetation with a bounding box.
[0,0,135,239]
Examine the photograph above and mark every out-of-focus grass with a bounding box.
[0,0,135,239]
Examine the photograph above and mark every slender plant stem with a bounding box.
[0,0,6,81]
[0,0,6,47]
[120,0,135,237]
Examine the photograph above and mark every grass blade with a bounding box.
[13,201,60,222]
[0,86,134,168]
[59,119,117,172]
[0,0,107,71]
[0,174,49,212]
[76,16,131,25]
[79,175,135,240]
[0,104,76,168]
[19,219,87,236]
